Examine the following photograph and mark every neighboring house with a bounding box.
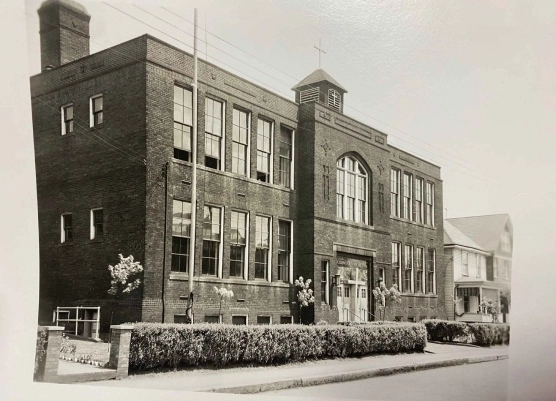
[31,0,446,336]
[444,214,513,323]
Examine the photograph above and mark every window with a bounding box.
[232,315,247,325]
[174,315,189,324]
[174,86,193,161]
[392,242,401,288]
[415,247,424,293]
[256,119,273,183]
[463,295,470,313]
[476,254,481,278]
[426,182,434,226]
[361,288,367,298]
[61,104,73,135]
[205,97,224,170]
[427,249,436,294]
[378,267,385,281]
[462,251,469,276]
[257,316,271,325]
[394,316,402,322]
[337,156,368,223]
[404,245,413,293]
[171,200,191,273]
[414,178,424,223]
[321,261,329,304]
[90,94,103,127]
[230,211,247,278]
[391,169,400,217]
[278,126,293,188]
[328,88,341,111]
[232,108,249,176]
[204,315,221,324]
[344,286,350,298]
[61,214,73,243]
[278,220,291,282]
[280,316,293,324]
[202,206,221,276]
[255,216,270,280]
[90,208,103,239]
[407,317,416,323]
[403,173,412,220]
[336,286,342,297]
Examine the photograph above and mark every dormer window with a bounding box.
[328,89,341,111]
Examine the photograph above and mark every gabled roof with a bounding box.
[444,220,486,252]
[292,69,347,92]
[445,214,511,252]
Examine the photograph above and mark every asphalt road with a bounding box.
[265,360,509,401]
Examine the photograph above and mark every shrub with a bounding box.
[468,323,510,346]
[60,334,76,356]
[422,319,510,346]
[337,321,402,326]
[34,328,48,376]
[421,319,469,342]
[128,322,427,371]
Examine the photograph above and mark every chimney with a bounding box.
[37,0,91,71]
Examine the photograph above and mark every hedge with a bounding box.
[421,319,510,346]
[129,322,427,371]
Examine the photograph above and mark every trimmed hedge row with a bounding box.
[129,322,427,370]
[421,319,510,346]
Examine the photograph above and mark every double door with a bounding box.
[338,283,368,322]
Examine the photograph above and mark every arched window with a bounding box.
[336,156,368,224]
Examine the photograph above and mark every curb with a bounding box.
[206,354,509,394]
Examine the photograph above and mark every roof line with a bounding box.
[446,213,509,220]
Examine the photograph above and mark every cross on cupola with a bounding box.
[314,38,326,69]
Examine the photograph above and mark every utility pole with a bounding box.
[161,161,169,323]
[186,8,199,323]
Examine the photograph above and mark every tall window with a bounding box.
[415,178,424,223]
[279,126,293,188]
[278,220,291,282]
[61,214,73,243]
[90,94,103,127]
[391,169,400,217]
[415,247,424,293]
[90,208,103,239]
[321,261,329,304]
[392,242,401,288]
[403,173,412,220]
[205,97,224,170]
[257,119,273,183]
[336,156,368,223]
[426,182,434,226]
[172,200,191,273]
[404,245,413,293]
[462,251,469,276]
[202,206,221,276]
[255,216,270,280]
[232,108,249,176]
[174,86,193,162]
[230,211,247,278]
[427,249,436,293]
[62,104,73,135]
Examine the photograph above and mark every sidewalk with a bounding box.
[86,343,509,394]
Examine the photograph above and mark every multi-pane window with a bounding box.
[392,242,401,288]
[278,126,293,188]
[62,104,73,135]
[232,316,247,325]
[232,108,249,176]
[427,249,436,293]
[255,216,270,280]
[61,214,73,243]
[174,86,193,162]
[391,169,400,217]
[172,200,191,273]
[202,206,221,276]
[205,97,224,170]
[404,245,413,293]
[415,247,424,293]
[361,288,367,298]
[426,182,434,226]
[90,94,103,127]
[337,156,368,223]
[403,173,412,220]
[321,261,329,304]
[462,251,469,276]
[256,119,272,183]
[230,211,247,278]
[415,178,424,223]
[90,208,103,239]
[344,286,350,298]
[278,220,291,282]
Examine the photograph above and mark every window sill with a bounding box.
[58,242,74,247]
[168,275,291,288]
[88,237,105,244]
[401,293,437,298]
[90,123,104,131]
[389,215,436,230]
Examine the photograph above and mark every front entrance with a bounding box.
[335,253,371,322]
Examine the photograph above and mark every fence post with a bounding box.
[37,326,64,382]
[109,325,133,379]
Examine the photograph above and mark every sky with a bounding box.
[2,0,556,400]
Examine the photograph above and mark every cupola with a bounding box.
[292,69,347,114]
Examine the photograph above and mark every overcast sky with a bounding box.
[8,0,556,398]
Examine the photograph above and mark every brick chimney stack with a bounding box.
[37,0,91,71]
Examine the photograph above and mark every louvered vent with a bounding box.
[300,87,320,104]
[328,89,341,111]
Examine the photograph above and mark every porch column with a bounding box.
[109,325,133,379]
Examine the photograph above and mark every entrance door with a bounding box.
[337,284,352,322]
[356,286,368,322]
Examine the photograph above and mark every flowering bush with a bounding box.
[128,322,427,370]
[213,286,234,321]
[479,298,501,322]
[371,282,402,321]
[107,254,143,296]
[295,276,314,323]
[60,334,76,357]
[34,328,48,376]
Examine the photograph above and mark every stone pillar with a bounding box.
[109,325,133,379]
[36,326,64,382]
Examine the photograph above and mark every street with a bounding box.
[264,360,509,401]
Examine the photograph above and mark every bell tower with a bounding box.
[292,69,347,114]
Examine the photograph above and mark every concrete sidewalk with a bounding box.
[86,343,509,394]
